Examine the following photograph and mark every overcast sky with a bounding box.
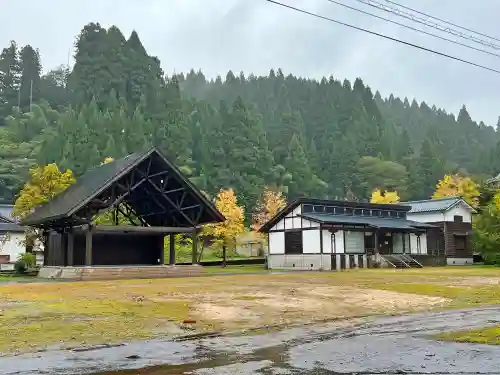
[2,0,499,126]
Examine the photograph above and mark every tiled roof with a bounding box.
[301,213,435,230]
[400,197,462,214]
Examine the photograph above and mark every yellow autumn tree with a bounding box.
[370,189,400,204]
[13,164,76,219]
[432,174,479,208]
[252,187,287,231]
[204,188,245,250]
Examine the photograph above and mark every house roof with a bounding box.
[401,197,475,214]
[21,147,225,228]
[301,213,435,230]
[259,198,411,233]
[0,205,14,222]
[0,222,25,233]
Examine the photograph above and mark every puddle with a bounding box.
[1,306,500,374]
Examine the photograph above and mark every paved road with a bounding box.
[2,306,500,374]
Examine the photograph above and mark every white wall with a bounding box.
[303,229,321,253]
[0,233,25,262]
[407,211,444,223]
[333,230,345,253]
[444,202,473,223]
[322,230,332,253]
[269,232,285,254]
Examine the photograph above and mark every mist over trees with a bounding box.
[1,23,499,214]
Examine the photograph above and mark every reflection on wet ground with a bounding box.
[2,306,500,374]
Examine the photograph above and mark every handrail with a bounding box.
[379,255,396,268]
[392,254,410,268]
[401,253,424,268]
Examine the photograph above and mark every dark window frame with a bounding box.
[284,230,303,254]
[453,215,463,223]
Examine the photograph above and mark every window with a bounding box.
[326,206,335,214]
[302,204,313,213]
[284,231,303,254]
[336,207,345,215]
[398,212,406,219]
[345,208,353,215]
[372,210,381,217]
[313,205,325,213]
[390,211,398,218]
[354,209,362,216]
[454,215,463,223]
[381,211,390,217]
[362,209,371,216]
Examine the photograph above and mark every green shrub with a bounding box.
[18,253,36,269]
[14,260,27,274]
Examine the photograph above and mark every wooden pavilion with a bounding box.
[21,147,224,280]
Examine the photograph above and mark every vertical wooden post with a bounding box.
[191,230,198,265]
[158,235,165,265]
[169,233,175,265]
[67,230,74,266]
[85,224,93,266]
[374,230,379,254]
[402,233,406,254]
[222,244,227,268]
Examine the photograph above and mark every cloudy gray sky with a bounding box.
[1,0,499,125]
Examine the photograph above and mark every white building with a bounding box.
[0,213,26,269]
[260,198,436,270]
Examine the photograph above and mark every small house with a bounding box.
[259,198,436,270]
[0,213,26,269]
[402,197,475,265]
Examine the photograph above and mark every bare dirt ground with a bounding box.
[1,267,499,356]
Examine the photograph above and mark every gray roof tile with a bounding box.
[301,213,435,230]
[400,197,462,214]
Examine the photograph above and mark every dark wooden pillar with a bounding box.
[43,230,49,266]
[85,224,93,266]
[222,244,227,268]
[374,230,379,254]
[191,230,198,264]
[158,236,165,265]
[169,233,175,265]
[67,229,74,266]
[402,233,406,254]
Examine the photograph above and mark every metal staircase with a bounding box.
[381,254,424,269]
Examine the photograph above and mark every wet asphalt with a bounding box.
[1,306,500,375]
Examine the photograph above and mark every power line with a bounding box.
[324,0,500,59]
[264,0,500,75]
[383,0,500,43]
[355,0,500,50]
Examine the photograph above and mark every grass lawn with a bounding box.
[200,265,268,274]
[437,326,500,345]
[1,266,500,355]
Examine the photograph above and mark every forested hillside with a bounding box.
[1,23,499,212]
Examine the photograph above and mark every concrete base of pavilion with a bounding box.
[37,265,203,281]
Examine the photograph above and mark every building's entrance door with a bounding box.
[378,233,393,254]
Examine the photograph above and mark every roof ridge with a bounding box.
[401,197,461,204]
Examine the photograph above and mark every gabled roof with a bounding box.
[259,198,411,233]
[401,197,476,214]
[301,213,435,230]
[21,147,225,228]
